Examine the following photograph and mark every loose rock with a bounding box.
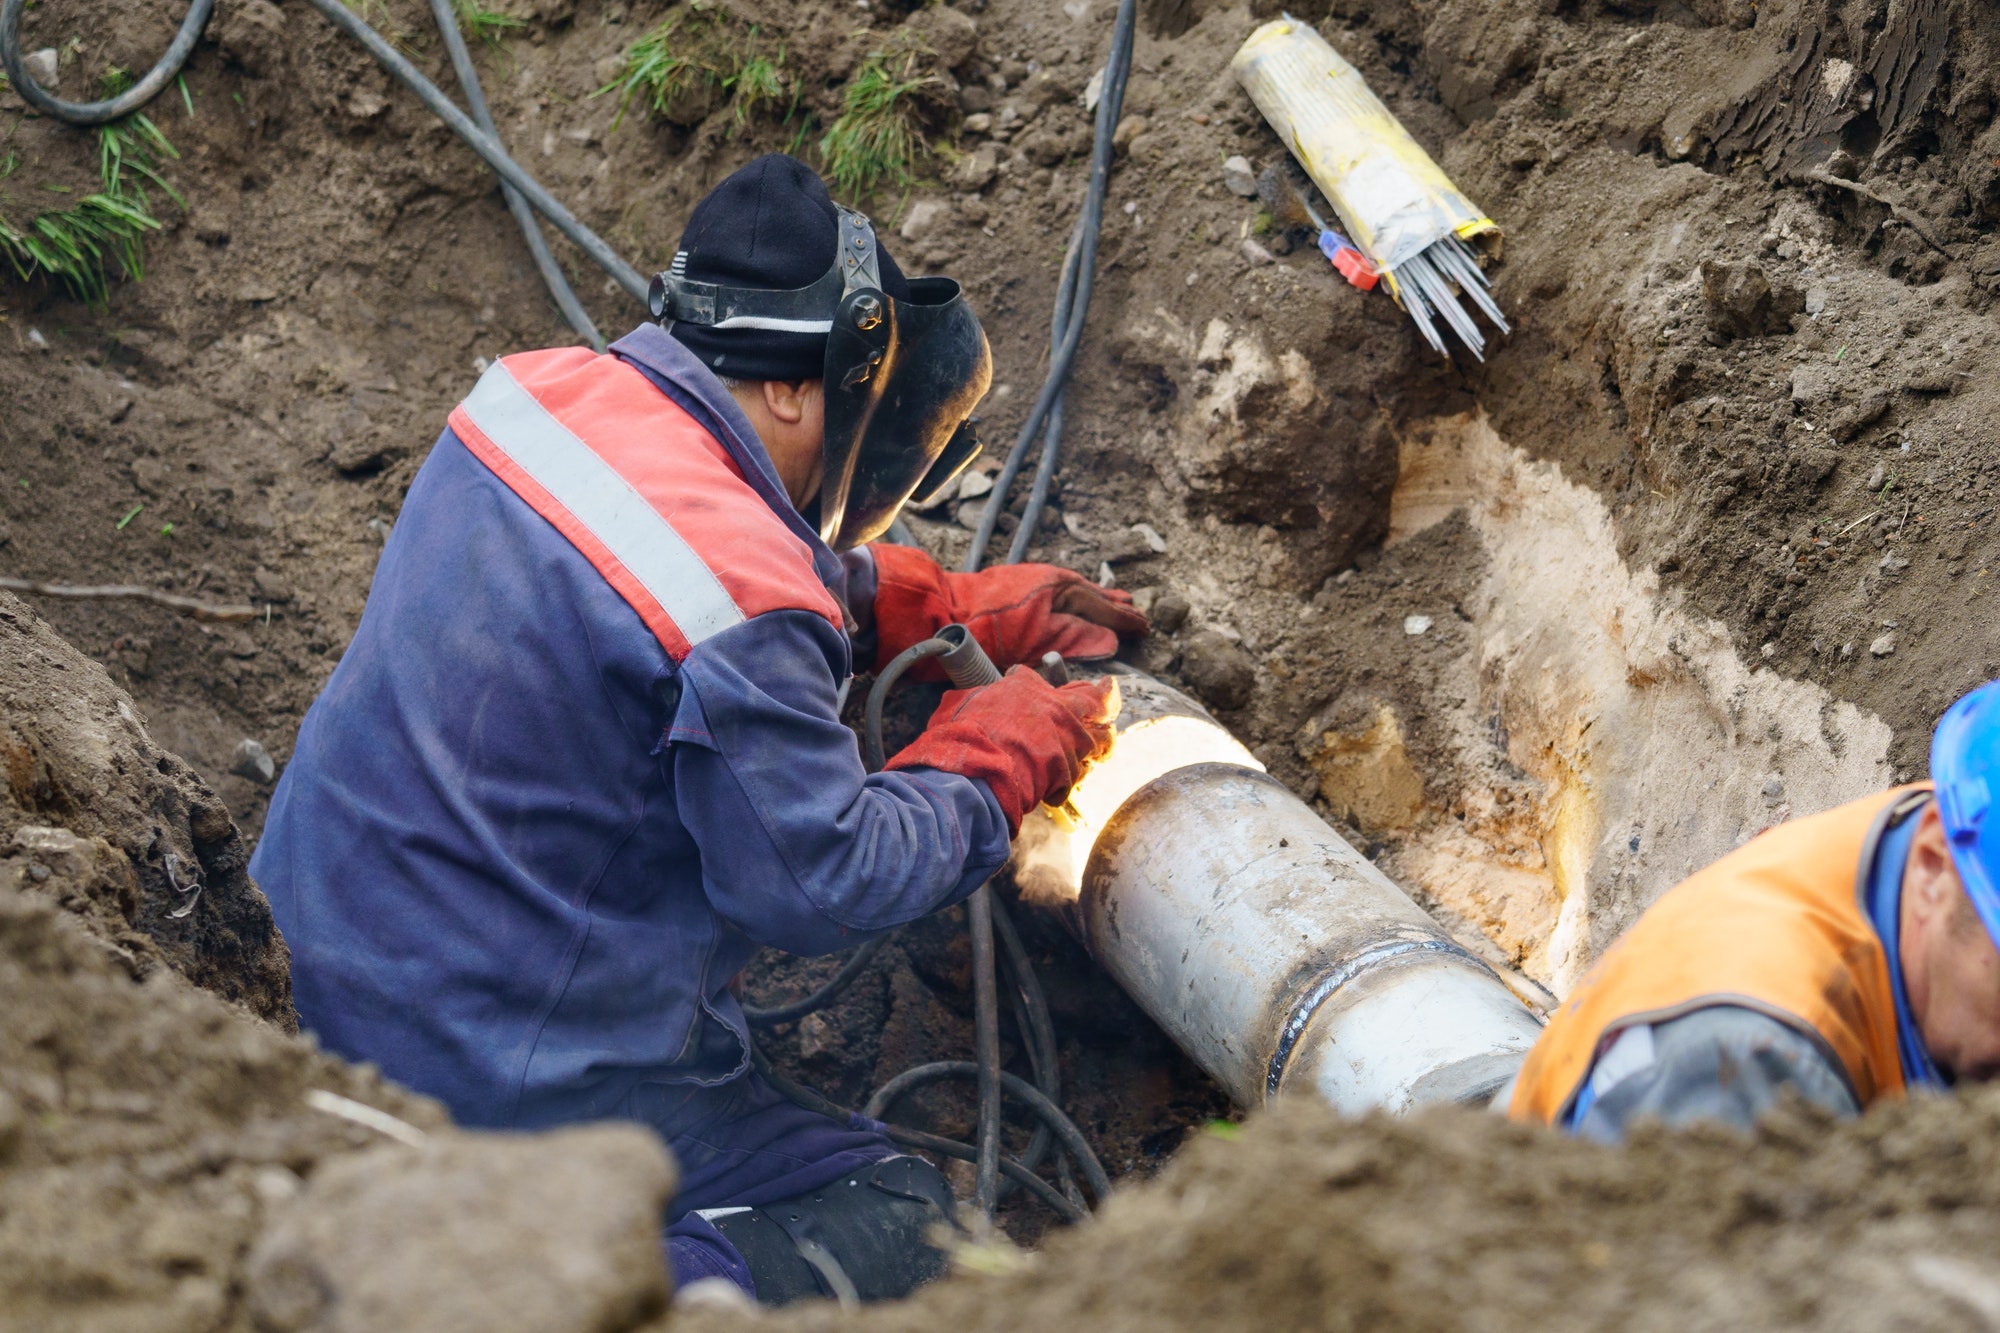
[1150,590,1191,634]
[1870,632,1897,657]
[232,739,277,785]
[23,48,57,90]
[1178,630,1255,710]
[1222,155,1258,198]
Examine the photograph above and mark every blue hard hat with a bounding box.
[1930,680,2000,950]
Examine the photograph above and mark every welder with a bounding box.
[252,154,1146,1305]
[1508,681,2000,1141]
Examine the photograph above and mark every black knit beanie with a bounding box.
[668,154,913,382]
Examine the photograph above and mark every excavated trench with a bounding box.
[1364,412,1893,991]
[5,0,2000,1324]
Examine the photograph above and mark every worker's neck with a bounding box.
[727,380,824,513]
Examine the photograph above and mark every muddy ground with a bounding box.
[4,0,2000,1323]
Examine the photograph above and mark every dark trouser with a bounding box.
[654,1069,949,1302]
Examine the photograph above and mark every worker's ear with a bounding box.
[1908,805,1963,926]
[761,378,822,427]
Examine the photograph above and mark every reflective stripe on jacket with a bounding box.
[1508,787,1923,1125]
[253,324,1009,1137]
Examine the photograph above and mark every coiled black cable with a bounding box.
[0,0,214,126]
[0,0,644,322]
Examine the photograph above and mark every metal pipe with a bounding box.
[1012,669,1543,1114]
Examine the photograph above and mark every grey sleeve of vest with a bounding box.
[1572,1005,1862,1145]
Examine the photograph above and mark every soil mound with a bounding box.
[674,1092,2000,1333]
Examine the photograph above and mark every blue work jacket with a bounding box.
[252,324,1008,1137]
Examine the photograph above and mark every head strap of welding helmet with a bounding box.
[650,206,991,551]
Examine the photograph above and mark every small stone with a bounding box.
[1403,615,1433,636]
[1762,774,1785,807]
[23,48,57,89]
[1222,155,1258,198]
[1097,561,1116,589]
[1241,238,1275,266]
[797,1012,838,1060]
[1761,641,1776,658]
[962,111,993,135]
[1866,463,1887,491]
[1804,286,1828,317]
[955,499,990,531]
[232,739,277,785]
[1112,115,1148,154]
[1132,522,1167,553]
[1151,591,1191,633]
[899,199,950,243]
[253,568,293,602]
[26,327,48,351]
[1840,640,1856,659]
[1869,632,1897,657]
[1178,630,1256,710]
[953,145,999,190]
[957,470,994,501]
[1879,551,1909,574]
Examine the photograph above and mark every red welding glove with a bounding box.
[885,668,1120,834]
[868,542,1148,676]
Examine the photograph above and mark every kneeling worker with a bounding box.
[1510,681,2000,1140]
[253,155,1145,1302]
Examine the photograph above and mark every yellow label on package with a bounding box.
[1231,17,1498,278]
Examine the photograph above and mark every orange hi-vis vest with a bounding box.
[1509,787,1927,1125]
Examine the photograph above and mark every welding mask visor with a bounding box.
[650,207,991,551]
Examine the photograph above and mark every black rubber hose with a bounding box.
[750,1039,1086,1224]
[863,636,954,772]
[0,0,215,126]
[740,935,891,1027]
[862,1061,1113,1204]
[963,0,1138,574]
[427,0,604,351]
[965,884,1003,1216]
[297,0,649,304]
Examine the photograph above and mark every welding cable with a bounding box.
[740,935,892,1028]
[863,636,956,772]
[426,0,604,350]
[749,1042,1087,1224]
[965,883,1005,1214]
[863,1062,1113,1205]
[861,634,1009,1212]
[0,0,215,126]
[964,0,1138,574]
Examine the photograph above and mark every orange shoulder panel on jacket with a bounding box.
[451,348,843,648]
[1508,786,1923,1125]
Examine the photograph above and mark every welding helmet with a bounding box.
[651,197,991,551]
[1930,680,2000,950]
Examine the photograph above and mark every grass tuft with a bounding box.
[0,115,182,305]
[818,44,942,200]
[452,0,526,48]
[599,2,796,132]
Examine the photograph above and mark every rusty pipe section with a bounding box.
[1012,669,1542,1113]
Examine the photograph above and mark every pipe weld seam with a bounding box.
[1264,937,1497,1102]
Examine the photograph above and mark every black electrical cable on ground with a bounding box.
[966,0,1139,575]
[0,0,648,314]
[0,0,214,126]
[426,0,604,350]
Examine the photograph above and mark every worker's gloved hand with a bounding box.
[885,668,1120,833]
[868,542,1148,676]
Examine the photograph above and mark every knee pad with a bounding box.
[695,1156,957,1306]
